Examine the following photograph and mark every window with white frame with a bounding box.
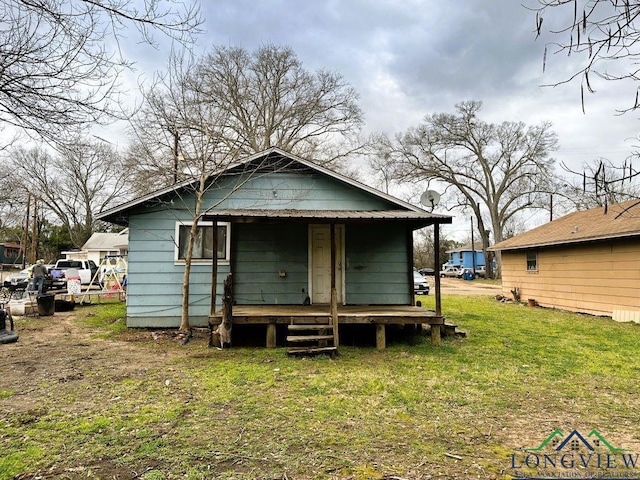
[526,249,538,271]
[175,221,230,263]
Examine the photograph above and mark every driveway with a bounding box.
[428,276,502,296]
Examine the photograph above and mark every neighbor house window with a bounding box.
[526,250,538,271]
[175,221,230,263]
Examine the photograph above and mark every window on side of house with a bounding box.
[526,250,538,271]
[175,222,230,263]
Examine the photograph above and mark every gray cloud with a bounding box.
[148,1,639,187]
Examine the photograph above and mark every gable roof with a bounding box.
[81,230,129,251]
[445,245,482,254]
[97,147,452,228]
[491,199,640,251]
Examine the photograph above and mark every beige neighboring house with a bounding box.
[64,230,129,266]
[491,200,640,321]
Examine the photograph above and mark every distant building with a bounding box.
[0,243,24,267]
[445,246,485,269]
[62,229,129,266]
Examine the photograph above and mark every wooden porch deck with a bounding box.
[208,305,444,349]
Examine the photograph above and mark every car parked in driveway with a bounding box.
[3,266,64,294]
[418,267,435,276]
[439,265,461,278]
[51,259,99,285]
[456,266,487,279]
[2,268,29,290]
[413,270,430,295]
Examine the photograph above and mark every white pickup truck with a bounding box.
[51,259,99,285]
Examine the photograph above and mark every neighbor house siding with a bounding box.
[345,224,412,305]
[501,238,640,316]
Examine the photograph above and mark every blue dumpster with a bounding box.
[463,271,475,281]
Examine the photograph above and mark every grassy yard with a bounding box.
[1,295,639,479]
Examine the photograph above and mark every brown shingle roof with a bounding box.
[491,199,640,251]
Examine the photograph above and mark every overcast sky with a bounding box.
[121,0,640,237]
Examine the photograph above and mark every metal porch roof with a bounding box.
[202,208,452,229]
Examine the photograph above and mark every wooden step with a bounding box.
[286,334,334,343]
[443,322,466,337]
[287,346,338,355]
[287,324,333,331]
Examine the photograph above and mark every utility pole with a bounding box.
[173,129,179,184]
[30,199,38,264]
[22,194,31,268]
[470,216,476,275]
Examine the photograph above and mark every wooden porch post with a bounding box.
[209,219,219,319]
[266,323,277,348]
[432,223,442,346]
[330,223,339,348]
[434,223,441,317]
[376,324,386,350]
[207,219,220,347]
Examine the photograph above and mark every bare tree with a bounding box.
[367,139,397,194]
[195,44,365,167]
[10,140,132,248]
[533,0,640,112]
[559,157,640,208]
[127,44,366,196]
[376,100,559,277]
[0,0,202,145]
[130,51,242,333]
[413,229,463,273]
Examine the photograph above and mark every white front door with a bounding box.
[309,224,343,304]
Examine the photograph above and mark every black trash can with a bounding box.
[37,293,56,316]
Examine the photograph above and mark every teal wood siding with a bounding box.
[345,225,412,305]
[203,173,395,211]
[125,208,229,327]
[232,223,309,305]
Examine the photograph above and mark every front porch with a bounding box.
[209,304,445,349]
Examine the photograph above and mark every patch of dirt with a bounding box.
[0,310,199,412]
[435,276,503,296]
[0,308,216,478]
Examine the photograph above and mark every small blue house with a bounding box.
[98,149,452,347]
[445,246,485,269]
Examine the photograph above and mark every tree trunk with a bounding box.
[179,189,205,332]
[219,273,233,347]
[179,220,199,332]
